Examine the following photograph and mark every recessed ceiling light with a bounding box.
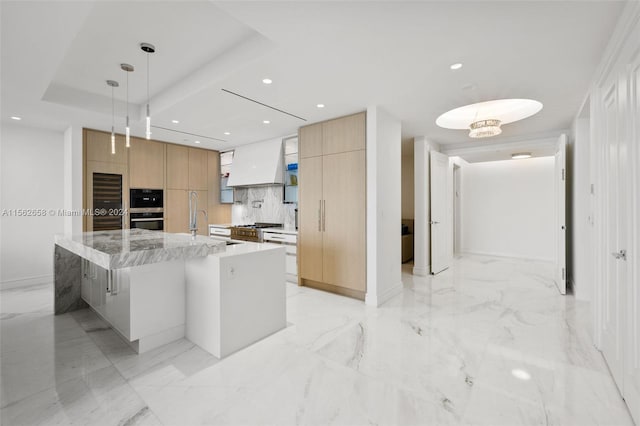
[263,120,270,124]
[262,78,272,85]
[194,140,201,144]
[316,104,325,108]
[511,369,531,381]
[172,120,179,124]
[512,152,532,160]
[224,132,231,135]
[10,116,21,120]
[450,63,463,70]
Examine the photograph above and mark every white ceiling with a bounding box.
[0,1,625,153]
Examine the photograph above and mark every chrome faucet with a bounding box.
[188,191,209,239]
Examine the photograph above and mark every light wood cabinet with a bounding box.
[165,189,208,235]
[299,156,324,282]
[193,190,208,236]
[165,189,189,233]
[298,112,366,299]
[322,150,366,292]
[166,144,189,190]
[129,137,164,189]
[83,128,222,234]
[85,129,128,165]
[322,112,366,155]
[188,148,208,190]
[299,122,323,159]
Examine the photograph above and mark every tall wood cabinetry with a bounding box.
[84,129,129,232]
[129,137,165,189]
[165,145,209,235]
[83,128,228,234]
[298,112,366,299]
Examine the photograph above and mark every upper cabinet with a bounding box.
[322,112,366,155]
[188,148,208,190]
[129,137,165,189]
[299,122,323,159]
[85,129,128,165]
[166,144,189,189]
[299,112,365,159]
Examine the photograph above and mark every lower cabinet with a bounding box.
[80,258,186,352]
[263,231,297,282]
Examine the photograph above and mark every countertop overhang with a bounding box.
[55,229,226,270]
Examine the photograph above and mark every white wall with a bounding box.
[401,150,414,219]
[569,117,593,301]
[462,157,555,261]
[1,124,65,287]
[366,106,402,306]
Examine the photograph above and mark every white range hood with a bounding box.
[227,138,284,187]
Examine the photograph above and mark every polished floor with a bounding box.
[0,255,633,426]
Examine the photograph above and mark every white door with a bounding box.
[623,49,640,425]
[430,151,451,274]
[601,78,626,391]
[554,134,567,294]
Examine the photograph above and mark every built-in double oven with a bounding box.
[130,189,164,231]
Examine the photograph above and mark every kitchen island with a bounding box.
[54,229,286,357]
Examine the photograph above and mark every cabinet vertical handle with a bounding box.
[318,200,322,231]
[322,200,326,232]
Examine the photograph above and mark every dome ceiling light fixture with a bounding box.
[436,99,543,139]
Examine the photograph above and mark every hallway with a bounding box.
[1,256,633,425]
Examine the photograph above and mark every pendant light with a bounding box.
[140,42,155,140]
[120,63,134,147]
[106,80,119,154]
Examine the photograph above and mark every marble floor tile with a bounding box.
[1,255,634,425]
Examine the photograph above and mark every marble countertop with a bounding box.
[55,229,226,270]
[209,223,232,229]
[212,240,286,258]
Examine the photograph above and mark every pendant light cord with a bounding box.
[147,53,150,111]
[111,85,115,130]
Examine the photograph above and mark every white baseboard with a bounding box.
[365,281,403,307]
[1,274,53,290]
[461,250,554,263]
[412,265,430,276]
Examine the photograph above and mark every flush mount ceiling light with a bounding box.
[194,140,201,144]
[262,78,272,84]
[107,80,119,155]
[512,152,532,159]
[263,120,270,124]
[10,116,21,120]
[436,99,543,139]
[120,63,134,148]
[140,42,156,140]
[172,119,179,124]
[316,103,325,108]
[450,63,463,70]
[224,131,231,135]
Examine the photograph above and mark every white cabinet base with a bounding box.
[185,246,286,358]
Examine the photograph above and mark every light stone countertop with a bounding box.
[55,229,226,270]
[261,227,298,236]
